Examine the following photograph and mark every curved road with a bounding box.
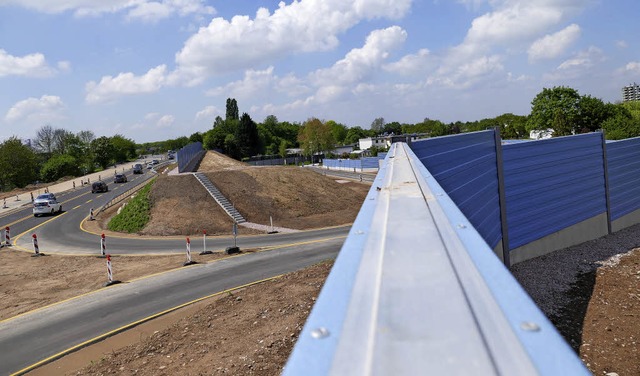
[0,170,350,375]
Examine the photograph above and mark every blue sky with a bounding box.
[0,0,638,143]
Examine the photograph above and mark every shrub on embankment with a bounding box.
[107,181,153,233]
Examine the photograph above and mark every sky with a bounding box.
[0,0,639,144]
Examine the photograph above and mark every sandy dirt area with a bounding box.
[1,150,637,375]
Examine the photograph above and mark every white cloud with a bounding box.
[206,66,276,100]
[557,46,603,71]
[56,60,72,73]
[171,0,412,83]
[84,1,413,102]
[428,55,504,89]
[384,48,431,75]
[543,46,604,81]
[85,65,168,103]
[620,61,640,74]
[1,0,215,20]
[616,40,628,49]
[4,95,66,123]
[156,114,175,128]
[449,0,589,63]
[528,24,581,61]
[311,26,407,85]
[0,49,57,77]
[425,1,592,91]
[195,105,220,121]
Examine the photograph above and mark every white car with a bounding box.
[33,198,62,217]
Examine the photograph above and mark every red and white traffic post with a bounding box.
[31,233,44,257]
[99,233,106,257]
[200,230,212,255]
[104,254,121,286]
[183,237,197,266]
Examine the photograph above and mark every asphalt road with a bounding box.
[0,168,349,375]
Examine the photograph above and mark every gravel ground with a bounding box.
[511,223,640,317]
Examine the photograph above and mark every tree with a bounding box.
[577,95,610,133]
[326,120,348,145]
[370,117,385,132]
[344,126,368,145]
[77,130,95,145]
[527,86,582,135]
[383,121,402,135]
[298,118,335,157]
[40,154,80,182]
[91,136,115,169]
[110,135,136,162]
[0,137,37,189]
[33,125,57,155]
[189,132,203,143]
[278,140,289,159]
[225,98,239,121]
[212,116,225,128]
[235,113,260,159]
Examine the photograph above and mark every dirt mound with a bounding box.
[203,167,367,229]
[197,150,247,171]
[138,151,369,235]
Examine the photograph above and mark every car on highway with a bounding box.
[132,164,143,174]
[91,181,108,193]
[152,159,159,165]
[33,197,62,217]
[114,174,127,183]
[146,162,153,169]
[35,193,56,201]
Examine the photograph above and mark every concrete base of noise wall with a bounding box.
[611,208,640,233]
[492,241,506,264]
[510,213,609,265]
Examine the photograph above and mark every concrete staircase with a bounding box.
[194,172,246,224]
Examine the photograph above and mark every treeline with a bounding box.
[3,86,639,191]
[0,126,137,190]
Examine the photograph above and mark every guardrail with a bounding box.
[284,142,588,375]
[97,174,158,215]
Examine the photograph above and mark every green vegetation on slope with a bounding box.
[107,181,153,233]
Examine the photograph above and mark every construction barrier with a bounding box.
[183,237,197,266]
[89,208,94,221]
[200,230,212,255]
[104,254,121,286]
[31,234,43,257]
[100,233,106,257]
[5,227,10,246]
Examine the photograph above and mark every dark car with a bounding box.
[114,174,127,183]
[91,181,108,193]
[133,164,143,174]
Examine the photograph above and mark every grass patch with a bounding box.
[107,181,153,233]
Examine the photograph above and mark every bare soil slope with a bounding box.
[139,151,368,235]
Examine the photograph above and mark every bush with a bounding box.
[41,155,80,182]
[107,182,153,233]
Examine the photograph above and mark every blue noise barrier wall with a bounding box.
[410,130,502,249]
[606,136,640,220]
[502,133,607,249]
[177,142,204,173]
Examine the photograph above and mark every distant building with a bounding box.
[358,133,427,150]
[529,129,553,140]
[622,83,640,102]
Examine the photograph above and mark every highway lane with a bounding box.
[0,238,343,375]
[2,167,352,374]
[0,169,154,244]
[13,173,351,255]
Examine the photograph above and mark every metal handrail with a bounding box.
[284,143,589,375]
